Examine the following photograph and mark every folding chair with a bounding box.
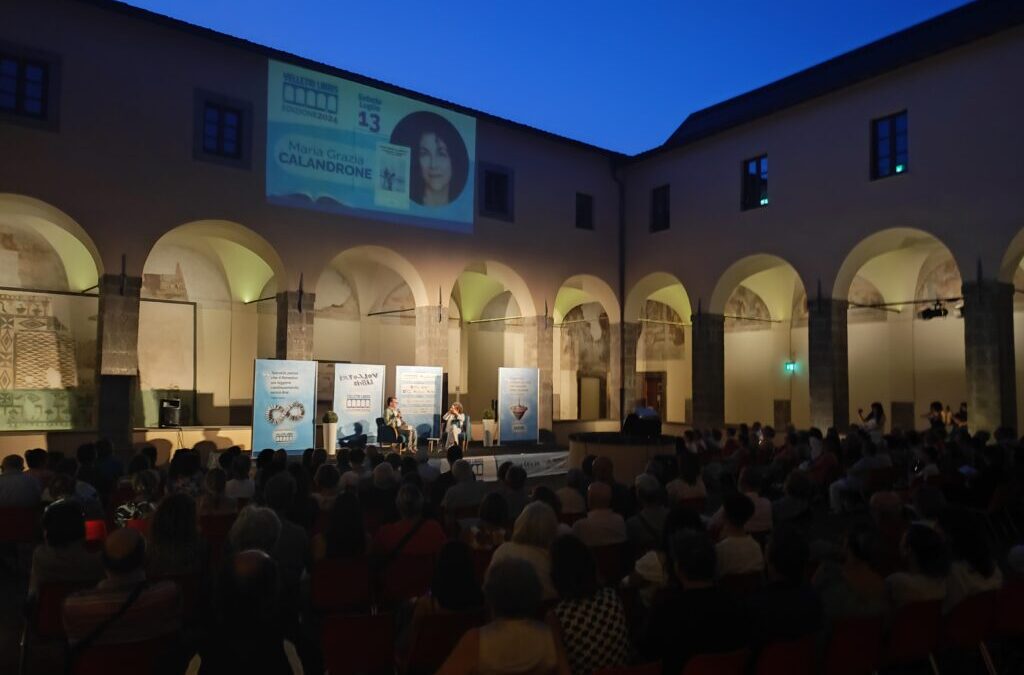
[879,599,943,673]
[376,553,435,607]
[311,557,373,614]
[941,590,997,675]
[322,612,395,675]
[754,633,816,675]
[822,614,884,675]
[69,633,177,675]
[402,608,486,674]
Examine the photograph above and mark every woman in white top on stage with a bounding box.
[442,402,466,450]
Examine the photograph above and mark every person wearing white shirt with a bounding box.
[715,493,764,578]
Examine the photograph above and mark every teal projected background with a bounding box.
[267,60,477,232]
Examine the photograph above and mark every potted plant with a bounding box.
[481,408,496,447]
[322,410,339,456]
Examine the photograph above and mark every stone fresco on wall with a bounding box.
[560,303,610,375]
[374,281,416,325]
[315,272,361,320]
[142,264,189,301]
[915,254,962,304]
[0,293,95,430]
[791,287,809,327]
[848,275,888,322]
[639,300,685,360]
[0,221,70,290]
[724,285,772,331]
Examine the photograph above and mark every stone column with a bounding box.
[523,315,554,433]
[275,290,315,361]
[619,321,641,420]
[962,281,1017,433]
[691,312,724,430]
[807,297,850,431]
[414,305,448,369]
[96,273,141,451]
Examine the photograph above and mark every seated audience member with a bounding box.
[502,465,531,522]
[490,501,559,599]
[285,462,318,531]
[813,522,888,620]
[197,468,238,516]
[139,445,160,474]
[772,471,813,529]
[869,491,908,576]
[228,506,282,555]
[709,468,772,536]
[0,453,42,508]
[147,492,204,577]
[442,459,488,524]
[225,454,255,500]
[439,557,571,675]
[312,491,368,563]
[744,526,823,644]
[828,441,893,514]
[628,506,705,606]
[46,463,104,520]
[666,450,706,504]
[627,473,669,554]
[807,434,840,487]
[167,449,202,498]
[62,528,182,646]
[115,470,159,527]
[415,446,440,485]
[371,484,446,559]
[939,507,1003,613]
[406,541,486,652]
[263,473,310,601]
[25,448,53,492]
[715,493,764,578]
[94,438,124,497]
[464,491,510,551]
[530,486,570,536]
[911,484,946,529]
[912,445,942,486]
[639,530,748,674]
[29,499,104,594]
[75,443,101,498]
[886,524,951,609]
[429,445,463,508]
[311,464,341,513]
[190,550,302,674]
[572,481,627,547]
[593,456,635,518]
[550,535,631,675]
[555,468,587,515]
[360,462,401,523]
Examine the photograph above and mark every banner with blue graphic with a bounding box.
[252,359,317,453]
[267,60,476,232]
[332,363,385,445]
[498,367,539,444]
[394,365,443,439]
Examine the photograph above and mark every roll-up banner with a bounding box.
[332,363,385,444]
[498,367,540,443]
[394,365,443,439]
[252,359,317,453]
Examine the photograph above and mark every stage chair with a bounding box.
[940,590,997,675]
[879,599,943,673]
[822,614,884,675]
[376,553,436,607]
[69,633,177,675]
[590,542,631,586]
[311,557,373,614]
[322,612,395,675]
[376,418,401,451]
[719,571,763,596]
[754,633,816,675]
[681,648,750,675]
[594,662,661,675]
[402,608,486,674]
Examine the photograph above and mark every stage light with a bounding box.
[918,302,948,320]
[784,360,797,374]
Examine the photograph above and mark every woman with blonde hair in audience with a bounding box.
[489,501,559,599]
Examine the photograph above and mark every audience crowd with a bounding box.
[1,411,1023,675]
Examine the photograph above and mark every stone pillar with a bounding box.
[808,298,850,431]
[962,281,1017,433]
[96,273,141,451]
[414,305,448,368]
[619,321,641,420]
[275,290,314,361]
[691,312,724,430]
[524,315,554,433]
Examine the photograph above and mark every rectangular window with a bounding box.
[193,90,252,168]
[575,192,594,230]
[741,154,769,210]
[0,43,59,129]
[480,166,514,220]
[650,184,670,232]
[872,110,908,179]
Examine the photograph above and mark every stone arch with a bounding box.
[449,260,536,321]
[710,254,807,318]
[624,272,692,323]
[318,245,429,309]
[554,274,620,324]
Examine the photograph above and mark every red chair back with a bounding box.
[199,513,236,572]
[124,518,149,534]
[70,634,175,675]
[719,571,763,596]
[311,557,372,614]
[33,581,93,639]
[590,542,630,586]
[881,599,942,667]
[321,612,395,675]
[0,506,39,544]
[595,663,662,675]
[84,520,108,551]
[942,590,996,648]
[993,581,1024,637]
[405,608,486,674]
[377,553,436,606]
[755,634,816,675]
[824,615,884,675]
[682,648,750,675]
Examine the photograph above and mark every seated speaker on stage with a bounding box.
[384,396,417,450]
[442,402,466,450]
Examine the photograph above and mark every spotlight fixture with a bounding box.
[918,301,949,321]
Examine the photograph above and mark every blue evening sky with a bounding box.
[123,0,971,154]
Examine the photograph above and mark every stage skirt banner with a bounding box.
[430,451,568,482]
[252,359,317,453]
[498,367,539,443]
[394,365,443,439]
[332,363,385,445]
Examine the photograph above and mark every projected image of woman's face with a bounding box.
[418,131,452,205]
